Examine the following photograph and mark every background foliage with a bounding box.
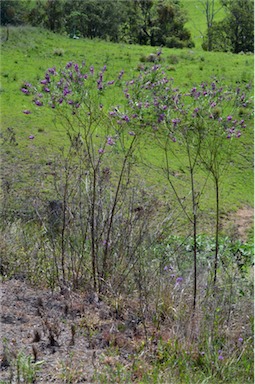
[1,0,254,52]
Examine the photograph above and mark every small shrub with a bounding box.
[136,63,146,71]
[167,54,179,64]
[140,53,161,63]
[53,48,64,56]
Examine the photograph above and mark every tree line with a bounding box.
[1,0,254,53]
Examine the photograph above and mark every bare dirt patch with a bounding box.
[0,279,144,383]
[227,206,254,241]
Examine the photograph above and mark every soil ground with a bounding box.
[0,278,142,383]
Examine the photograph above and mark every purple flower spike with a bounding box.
[45,74,50,83]
[107,137,115,146]
[35,100,43,106]
[158,114,165,123]
[48,67,56,75]
[44,87,50,93]
[98,148,104,154]
[118,70,124,80]
[21,88,29,94]
[176,277,183,283]
[90,66,94,75]
[23,110,31,114]
[63,88,72,96]
[40,79,48,85]
[172,118,180,127]
[227,115,232,121]
[66,61,73,69]
[238,337,243,343]
[29,135,34,139]
[128,131,135,136]
[218,355,224,361]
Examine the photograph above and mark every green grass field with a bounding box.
[1,25,253,214]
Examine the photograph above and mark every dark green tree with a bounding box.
[202,0,254,53]
[44,0,65,32]
[14,0,194,48]
[27,0,48,28]
[0,0,29,25]
[27,0,65,32]
[225,0,254,53]
[119,0,194,48]
[154,0,194,48]
[63,0,123,41]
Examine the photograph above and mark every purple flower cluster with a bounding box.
[21,82,32,95]
[20,55,250,147]
[107,137,115,146]
[20,61,123,115]
[225,116,246,139]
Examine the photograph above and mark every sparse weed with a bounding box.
[2,348,44,384]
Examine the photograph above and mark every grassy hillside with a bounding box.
[1,26,253,213]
